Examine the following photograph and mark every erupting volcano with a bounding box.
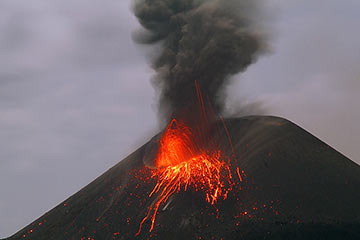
[5,0,360,239]
[137,82,237,235]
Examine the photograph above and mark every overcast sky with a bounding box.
[1,0,359,238]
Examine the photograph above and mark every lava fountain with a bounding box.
[137,82,241,235]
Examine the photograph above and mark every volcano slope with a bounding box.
[5,116,360,240]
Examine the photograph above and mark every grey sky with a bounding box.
[0,0,359,238]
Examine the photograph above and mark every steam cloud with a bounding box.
[133,0,266,124]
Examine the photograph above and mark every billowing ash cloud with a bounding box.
[133,0,266,124]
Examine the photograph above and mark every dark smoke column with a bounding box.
[133,0,265,124]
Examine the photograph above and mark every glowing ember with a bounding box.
[136,81,238,235]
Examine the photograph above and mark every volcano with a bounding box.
[5,116,360,240]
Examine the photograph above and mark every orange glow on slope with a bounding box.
[136,81,237,236]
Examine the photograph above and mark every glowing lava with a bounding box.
[155,119,195,168]
[136,82,237,236]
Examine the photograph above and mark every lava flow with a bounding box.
[136,82,238,235]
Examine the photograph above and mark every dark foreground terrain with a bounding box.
[5,116,360,240]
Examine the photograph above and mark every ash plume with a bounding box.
[133,0,266,124]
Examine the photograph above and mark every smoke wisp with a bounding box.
[133,0,266,124]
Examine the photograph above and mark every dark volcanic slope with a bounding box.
[6,116,360,240]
